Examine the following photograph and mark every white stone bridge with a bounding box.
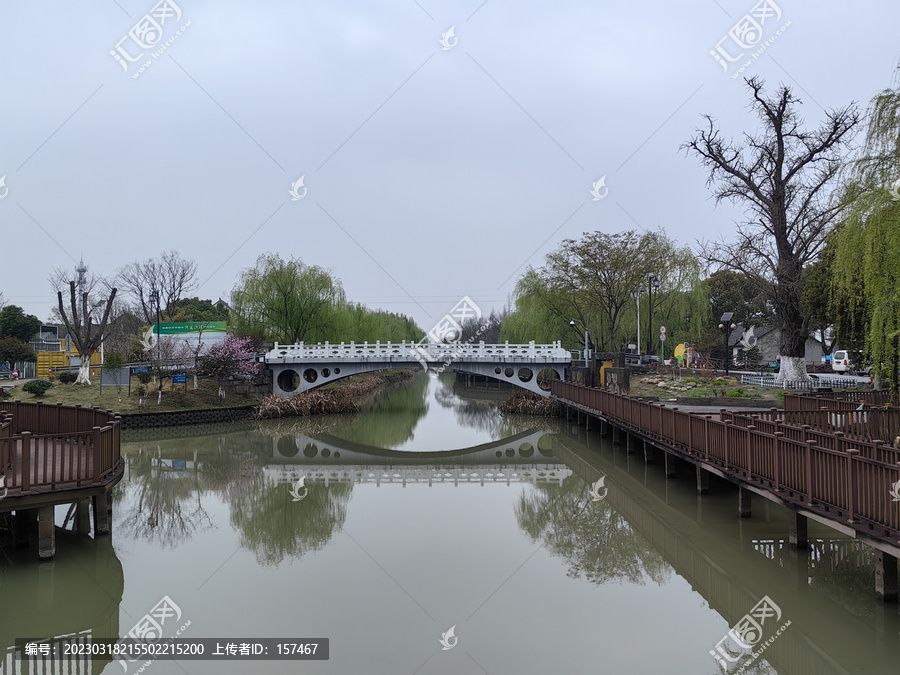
[264,341,571,397]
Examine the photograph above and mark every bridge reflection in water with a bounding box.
[553,424,900,675]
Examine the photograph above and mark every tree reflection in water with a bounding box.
[229,476,352,566]
[515,474,671,586]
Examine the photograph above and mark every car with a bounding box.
[831,350,868,375]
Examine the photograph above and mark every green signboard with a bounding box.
[151,322,227,335]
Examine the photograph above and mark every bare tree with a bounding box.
[685,77,859,382]
[56,280,117,385]
[118,251,198,324]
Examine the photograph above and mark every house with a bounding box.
[728,323,826,366]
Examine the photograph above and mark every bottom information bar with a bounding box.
[15,638,329,661]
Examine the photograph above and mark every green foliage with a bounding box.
[832,62,900,389]
[230,253,424,346]
[23,379,52,397]
[137,371,153,385]
[0,305,41,343]
[0,336,36,364]
[726,388,753,398]
[166,297,230,322]
[104,351,125,370]
[57,371,78,384]
[502,229,703,352]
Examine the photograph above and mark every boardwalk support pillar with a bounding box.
[627,433,640,455]
[37,505,55,560]
[76,499,92,535]
[738,487,752,518]
[875,551,898,603]
[696,466,709,494]
[644,442,654,464]
[93,492,111,536]
[664,452,676,478]
[789,512,808,549]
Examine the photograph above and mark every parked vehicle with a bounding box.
[831,350,868,375]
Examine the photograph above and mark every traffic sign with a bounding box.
[660,334,666,342]
[660,326,666,334]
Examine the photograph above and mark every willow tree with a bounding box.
[832,63,900,393]
[685,77,859,383]
[230,254,345,345]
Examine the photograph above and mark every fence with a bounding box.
[741,374,862,390]
[0,402,121,494]
[551,381,900,542]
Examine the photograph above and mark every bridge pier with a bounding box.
[643,442,655,464]
[626,433,640,455]
[612,425,623,446]
[738,487,752,518]
[696,466,709,494]
[599,418,609,437]
[875,551,899,603]
[789,512,808,549]
[38,505,55,560]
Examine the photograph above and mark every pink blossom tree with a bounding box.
[198,334,259,398]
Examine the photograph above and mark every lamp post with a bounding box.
[648,274,660,355]
[149,289,161,361]
[569,320,589,365]
[718,312,736,376]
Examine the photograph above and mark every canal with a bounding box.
[3,371,900,673]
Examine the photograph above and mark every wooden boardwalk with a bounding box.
[0,401,124,559]
[551,381,900,601]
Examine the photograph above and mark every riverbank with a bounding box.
[257,368,422,418]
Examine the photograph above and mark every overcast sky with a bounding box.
[1,0,898,332]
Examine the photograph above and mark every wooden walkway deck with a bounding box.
[0,401,124,559]
[552,381,900,601]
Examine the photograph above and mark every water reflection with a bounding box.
[515,474,670,586]
[0,536,122,674]
[553,425,900,675]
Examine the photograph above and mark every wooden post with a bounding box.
[22,431,32,491]
[789,511,808,549]
[93,426,103,482]
[738,487,752,518]
[875,551,899,603]
[664,452,676,478]
[643,441,654,464]
[846,449,859,524]
[696,465,709,494]
[38,505,55,560]
[93,491,111,535]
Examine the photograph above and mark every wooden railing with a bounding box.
[551,381,900,541]
[0,402,122,495]
[784,391,894,410]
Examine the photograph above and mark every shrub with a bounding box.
[23,379,53,397]
[726,388,753,398]
[57,371,78,384]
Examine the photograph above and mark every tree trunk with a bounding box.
[775,293,811,383]
[75,359,92,385]
[193,373,199,390]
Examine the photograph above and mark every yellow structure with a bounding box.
[35,340,102,378]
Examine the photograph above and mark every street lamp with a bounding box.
[718,312,737,376]
[648,274,660,355]
[149,289,161,360]
[569,320,590,365]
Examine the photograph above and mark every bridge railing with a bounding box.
[551,380,900,540]
[266,340,571,361]
[0,402,122,495]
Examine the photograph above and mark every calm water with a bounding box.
[3,371,900,674]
